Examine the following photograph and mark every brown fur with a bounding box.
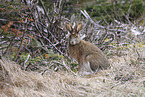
[66,22,109,74]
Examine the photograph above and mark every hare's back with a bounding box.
[81,40,103,53]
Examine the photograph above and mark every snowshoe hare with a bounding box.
[65,22,109,75]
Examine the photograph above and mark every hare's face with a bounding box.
[65,22,82,45]
[69,31,81,45]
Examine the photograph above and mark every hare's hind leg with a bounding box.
[86,54,100,72]
[84,61,94,73]
[78,59,94,75]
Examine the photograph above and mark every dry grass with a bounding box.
[0,44,145,97]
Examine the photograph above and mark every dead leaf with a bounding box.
[4,27,8,33]
[9,21,13,25]
[1,26,6,29]
[24,39,28,43]
[28,18,34,21]
[21,13,26,16]
[28,35,34,39]
[45,54,50,59]
[18,30,23,35]
[11,28,23,37]
[0,8,4,11]
[1,25,8,33]
[20,20,24,23]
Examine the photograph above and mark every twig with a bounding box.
[62,60,77,76]
[39,0,51,24]
[23,54,30,70]
[14,20,28,61]
[24,0,65,56]
[3,36,15,56]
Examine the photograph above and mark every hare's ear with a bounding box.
[77,23,82,33]
[65,22,72,32]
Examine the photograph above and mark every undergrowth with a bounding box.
[0,43,145,97]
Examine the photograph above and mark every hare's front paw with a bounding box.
[79,71,94,76]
